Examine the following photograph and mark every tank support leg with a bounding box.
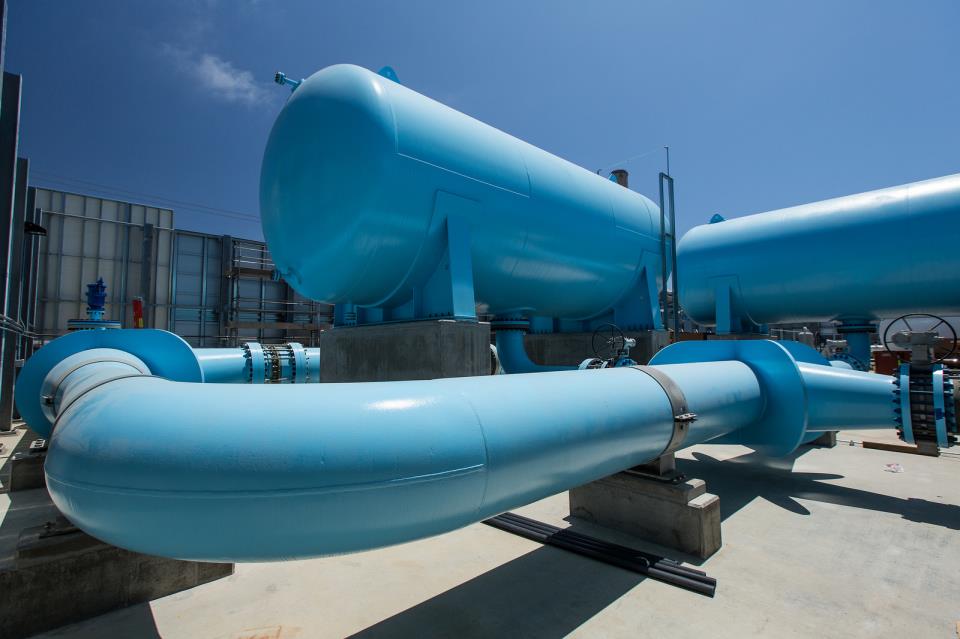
[714,279,739,335]
[419,203,477,321]
[613,257,664,331]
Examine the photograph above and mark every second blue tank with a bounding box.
[679,174,960,329]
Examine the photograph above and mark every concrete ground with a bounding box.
[2,426,958,639]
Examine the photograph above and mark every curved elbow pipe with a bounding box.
[19,331,896,562]
[45,362,754,561]
[494,329,573,374]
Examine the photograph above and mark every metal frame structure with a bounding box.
[169,231,330,347]
[0,65,22,430]
[228,238,330,346]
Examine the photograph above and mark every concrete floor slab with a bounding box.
[13,431,960,639]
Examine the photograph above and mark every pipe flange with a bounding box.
[829,351,868,372]
[288,342,307,383]
[242,342,266,384]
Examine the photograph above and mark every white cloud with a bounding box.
[163,45,271,107]
[195,53,268,105]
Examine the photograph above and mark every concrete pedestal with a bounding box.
[320,320,491,382]
[0,489,233,638]
[808,431,838,448]
[524,330,670,366]
[9,438,47,492]
[569,470,722,559]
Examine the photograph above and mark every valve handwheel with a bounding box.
[592,323,627,361]
[883,313,958,364]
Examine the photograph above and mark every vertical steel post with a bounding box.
[139,222,153,328]
[0,71,20,431]
[0,157,25,425]
[19,194,39,361]
[218,235,232,347]
[658,173,682,339]
[667,176,681,337]
[118,202,130,328]
[658,175,669,334]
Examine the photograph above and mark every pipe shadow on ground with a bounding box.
[678,448,960,530]
[33,604,161,639]
[349,544,645,639]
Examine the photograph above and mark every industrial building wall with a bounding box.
[170,232,332,347]
[32,187,173,339]
[170,231,224,346]
[28,187,330,347]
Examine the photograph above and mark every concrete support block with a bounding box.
[321,320,491,382]
[569,471,722,559]
[524,330,670,366]
[9,439,47,492]
[0,504,233,638]
[808,431,838,448]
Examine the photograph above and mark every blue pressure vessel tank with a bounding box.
[679,174,960,327]
[260,64,663,320]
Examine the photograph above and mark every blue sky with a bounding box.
[6,1,960,240]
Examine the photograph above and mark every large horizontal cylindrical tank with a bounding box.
[679,174,960,327]
[260,64,663,320]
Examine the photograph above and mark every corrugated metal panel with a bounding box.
[33,188,173,340]
[170,231,223,346]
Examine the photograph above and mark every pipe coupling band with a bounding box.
[632,365,697,457]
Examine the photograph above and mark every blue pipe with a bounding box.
[798,363,894,432]
[193,343,321,383]
[837,327,873,371]
[494,330,572,374]
[17,331,895,561]
[41,361,744,560]
[192,348,250,383]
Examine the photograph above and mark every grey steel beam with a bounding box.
[139,222,154,327]
[0,71,20,431]
[19,192,39,361]
[1,157,27,423]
